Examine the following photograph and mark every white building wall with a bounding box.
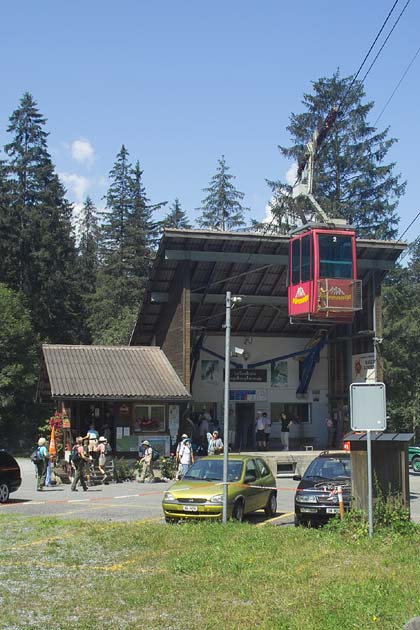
[192,335,330,449]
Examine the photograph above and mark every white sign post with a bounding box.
[350,382,387,538]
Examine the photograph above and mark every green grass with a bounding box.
[1,514,420,629]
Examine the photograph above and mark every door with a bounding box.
[235,403,255,451]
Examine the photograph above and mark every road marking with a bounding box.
[256,511,294,527]
[68,499,90,503]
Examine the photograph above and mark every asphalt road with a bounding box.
[2,458,420,526]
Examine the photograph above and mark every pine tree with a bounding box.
[77,196,100,342]
[161,198,191,230]
[0,157,15,286]
[197,155,249,231]
[89,150,165,343]
[3,93,80,342]
[266,71,405,238]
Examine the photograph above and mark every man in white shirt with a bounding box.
[255,411,265,451]
[139,440,155,483]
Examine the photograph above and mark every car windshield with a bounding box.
[304,457,351,480]
[184,459,244,482]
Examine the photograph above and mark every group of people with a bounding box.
[69,432,111,491]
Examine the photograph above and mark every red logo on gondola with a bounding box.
[292,286,309,305]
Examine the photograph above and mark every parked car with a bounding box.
[294,451,352,526]
[162,455,277,522]
[0,449,21,503]
[409,446,420,472]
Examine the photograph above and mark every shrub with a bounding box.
[113,457,136,482]
[159,456,178,480]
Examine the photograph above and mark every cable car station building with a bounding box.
[130,228,404,451]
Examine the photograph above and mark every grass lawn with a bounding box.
[1,514,420,629]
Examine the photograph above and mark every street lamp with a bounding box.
[222,292,242,523]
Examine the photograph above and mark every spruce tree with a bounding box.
[161,198,191,230]
[77,196,100,342]
[266,71,405,238]
[197,155,249,231]
[4,93,80,342]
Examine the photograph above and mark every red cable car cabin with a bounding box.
[288,226,362,322]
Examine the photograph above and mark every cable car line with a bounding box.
[374,43,420,125]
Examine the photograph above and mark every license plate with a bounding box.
[183,505,198,512]
[326,507,340,514]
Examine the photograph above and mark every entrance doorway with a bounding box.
[235,403,255,451]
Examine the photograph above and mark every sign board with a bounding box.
[229,369,267,383]
[350,382,387,431]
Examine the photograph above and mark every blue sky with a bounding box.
[1,1,419,242]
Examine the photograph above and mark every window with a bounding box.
[133,405,165,432]
[318,234,353,279]
[256,458,270,478]
[245,459,257,480]
[301,235,312,282]
[270,403,311,424]
[291,239,300,284]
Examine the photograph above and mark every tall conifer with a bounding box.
[197,156,248,231]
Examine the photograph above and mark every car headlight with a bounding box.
[296,493,317,503]
[209,494,223,504]
[164,492,176,502]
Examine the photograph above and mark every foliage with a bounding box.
[76,196,100,343]
[197,155,249,231]
[263,71,405,238]
[382,239,420,433]
[160,198,191,230]
[113,457,136,482]
[0,284,40,444]
[159,455,178,480]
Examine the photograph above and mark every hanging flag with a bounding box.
[49,424,57,457]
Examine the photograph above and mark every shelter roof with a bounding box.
[40,344,191,401]
[344,431,414,443]
[131,228,406,345]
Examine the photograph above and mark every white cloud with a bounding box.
[59,172,91,203]
[286,163,297,186]
[71,138,95,166]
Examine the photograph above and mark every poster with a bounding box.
[201,360,220,384]
[116,426,123,439]
[168,405,180,442]
[123,427,130,437]
[271,360,288,386]
[352,353,376,383]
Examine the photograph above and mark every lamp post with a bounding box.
[222,291,232,524]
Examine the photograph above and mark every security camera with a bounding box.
[234,347,245,356]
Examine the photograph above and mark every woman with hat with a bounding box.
[139,440,155,483]
[97,436,108,482]
[178,437,194,478]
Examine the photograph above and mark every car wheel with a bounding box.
[294,514,301,527]
[264,492,277,517]
[165,517,176,524]
[0,482,10,503]
[232,499,245,522]
[412,456,420,473]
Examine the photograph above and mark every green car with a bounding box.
[162,455,277,522]
[409,446,420,472]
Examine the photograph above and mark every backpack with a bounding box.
[152,448,160,461]
[69,446,81,465]
[30,447,42,465]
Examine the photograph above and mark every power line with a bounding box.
[374,44,420,125]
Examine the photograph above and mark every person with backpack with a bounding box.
[139,440,155,483]
[70,437,89,492]
[97,436,109,483]
[32,437,50,491]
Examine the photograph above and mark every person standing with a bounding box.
[207,430,224,455]
[71,437,89,492]
[263,412,272,450]
[97,436,108,482]
[178,437,194,477]
[255,411,266,451]
[280,412,290,451]
[326,416,335,448]
[35,437,50,491]
[175,434,188,479]
[139,440,155,483]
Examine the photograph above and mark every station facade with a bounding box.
[130,228,405,450]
